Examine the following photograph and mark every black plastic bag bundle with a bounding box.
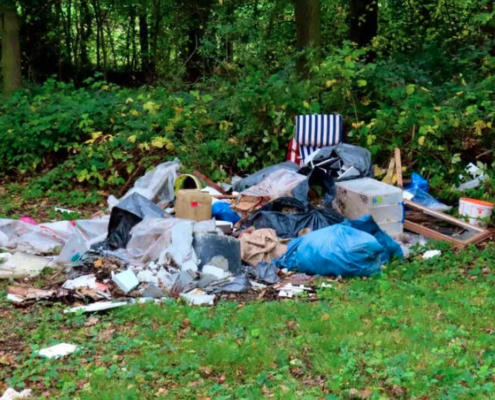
[245,197,344,239]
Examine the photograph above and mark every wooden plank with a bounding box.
[382,158,395,184]
[394,147,403,188]
[192,171,227,195]
[404,199,491,247]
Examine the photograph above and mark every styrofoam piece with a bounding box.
[112,269,139,293]
[0,252,50,279]
[64,301,128,313]
[202,265,230,280]
[37,343,78,358]
[63,274,97,290]
[423,250,442,260]
[181,289,215,306]
[137,270,159,285]
[0,388,32,400]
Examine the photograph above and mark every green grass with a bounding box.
[2,242,495,399]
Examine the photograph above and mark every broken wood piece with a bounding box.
[382,158,395,184]
[404,200,491,248]
[395,147,403,188]
[193,171,227,195]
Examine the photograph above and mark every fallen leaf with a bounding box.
[262,385,274,398]
[321,314,330,321]
[155,388,169,397]
[94,259,103,268]
[280,385,290,392]
[359,389,372,399]
[218,374,226,384]
[180,319,190,329]
[199,366,211,378]
[84,317,99,327]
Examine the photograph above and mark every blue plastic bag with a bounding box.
[278,225,384,277]
[212,202,241,224]
[277,215,403,277]
[405,173,451,211]
[341,215,403,264]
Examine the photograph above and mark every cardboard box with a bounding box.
[175,190,212,221]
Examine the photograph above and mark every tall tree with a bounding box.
[139,0,151,80]
[184,0,213,82]
[1,4,23,97]
[349,0,378,51]
[294,0,321,77]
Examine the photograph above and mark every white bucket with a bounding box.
[459,198,494,227]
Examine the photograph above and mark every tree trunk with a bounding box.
[139,5,151,81]
[1,7,23,97]
[294,0,321,78]
[185,0,213,83]
[349,0,378,51]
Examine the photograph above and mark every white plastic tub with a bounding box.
[459,198,493,227]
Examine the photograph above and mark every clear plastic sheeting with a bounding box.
[0,218,109,255]
[121,159,181,203]
[240,169,308,198]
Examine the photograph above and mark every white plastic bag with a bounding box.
[122,159,181,203]
[240,169,307,198]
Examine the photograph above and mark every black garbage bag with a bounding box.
[295,166,337,207]
[245,197,345,239]
[308,143,373,181]
[107,193,165,249]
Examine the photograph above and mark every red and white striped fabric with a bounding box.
[286,114,343,165]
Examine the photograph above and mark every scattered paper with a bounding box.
[64,301,128,314]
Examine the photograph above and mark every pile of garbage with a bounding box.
[2,143,477,311]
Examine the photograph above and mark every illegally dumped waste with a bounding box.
[37,343,79,359]
[0,388,32,400]
[422,250,442,260]
[11,144,487,314]
[245,197,344,239]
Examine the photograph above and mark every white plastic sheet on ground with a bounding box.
[240,169,307,198]
[0,217,109,257]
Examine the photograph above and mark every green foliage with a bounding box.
[1,40,495,193]
[3,244,495,398]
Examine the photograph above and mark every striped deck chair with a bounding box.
[287,114,344,166]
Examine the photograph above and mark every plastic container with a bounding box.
[377,221,403,237]
[459,198,494,227]
[335,178,404,236]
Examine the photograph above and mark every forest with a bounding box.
[0,0,494,193]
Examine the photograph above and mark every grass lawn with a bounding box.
[2,242,495,399]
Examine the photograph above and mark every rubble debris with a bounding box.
[64,301,128,313]
[0,252,51,279]
[175,190,212,221]
[253,262,281,284]
[181,289,215,305]
[213,274,252,293]
[0,388,32,400]
[7,286,69,303]
[203,264,231,280]
[193,233,242,275]
[277,283,314,298]
[423,250,442,259]
[141,284,164,299]
[37,343,79,358]
[112,269,139,293]
[63,274,97,290]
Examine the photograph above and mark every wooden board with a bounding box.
[404,200,492,248]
